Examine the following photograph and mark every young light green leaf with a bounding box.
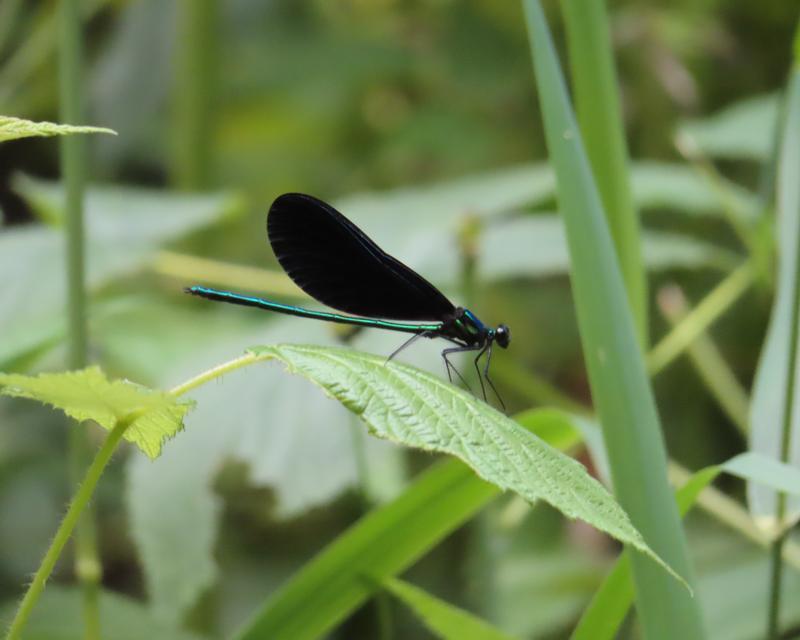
[0,115,115,143]
[0,367,191,458]
[383,578,519,640]
[748,68,800,537]
[677,93,779,161]
[248,344,685,586]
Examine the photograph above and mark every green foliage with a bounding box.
[678,94,779,161]
[1,1,798,638]
[0,367,191,458]
[0,115,114,142]
[383,577,518,640]
[748,68,800,536]
[249,344,681,581]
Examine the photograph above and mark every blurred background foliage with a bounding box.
[0,0,798,638]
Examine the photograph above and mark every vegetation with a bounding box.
[0,1,798,639]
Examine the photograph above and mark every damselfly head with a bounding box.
[495,324,511,349]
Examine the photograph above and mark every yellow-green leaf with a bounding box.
[0,115,116,143]
[0,367,190,458]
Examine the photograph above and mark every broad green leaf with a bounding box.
[336,163,555,225]
[0,586,201,640]
[522,2,704,637]
[248,344,683,583]
[630,161,759,220]
[479,216,737,281]
[748,69,800,536]
[383,577,518,640]
[233,408,581,640]
[0,367,191,458]
[678,93,779,161]
[0,115,115,142]
[0,177,240,367]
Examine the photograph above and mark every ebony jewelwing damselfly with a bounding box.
[186,193,511,407]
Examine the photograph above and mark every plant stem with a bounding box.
[154,251,309,300]
[768,532,788,637]
[5,420,128,640]
[0,0,23,57]
[59,0,100,635]
[169,353,259,397]
[657,285,750,436]
[172,0,218,189]
[647,261,755,376]
[562,0,646,346]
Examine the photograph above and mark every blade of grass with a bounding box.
[59,0,100,636]
[756,36,800,638]
[657,284,750,435]
[383,578,518,640]
[522,1,705,637]
[647,260,755,376]
[562,0,646,345]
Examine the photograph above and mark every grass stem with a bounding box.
[59,0,100,635]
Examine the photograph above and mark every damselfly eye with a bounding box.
[495,324,511,349]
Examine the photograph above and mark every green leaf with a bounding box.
[0,586,201,640]
[630,161,759,220]
[479,216,737,281]
[0,115,115,142]
[748,68,800,536]
[0,178,240,368]
[383,578,519,640]
[248,344,683,583]
[233,407,580,640]
[678,93,780,161]
[0,367,191,458]
[522,1,704,637]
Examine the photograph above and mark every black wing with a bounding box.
[267,193,456,321]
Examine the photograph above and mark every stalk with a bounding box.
[172,0,218,190]
[562,0,646,346]
[5,421,128,640]
[59,0,100,636]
